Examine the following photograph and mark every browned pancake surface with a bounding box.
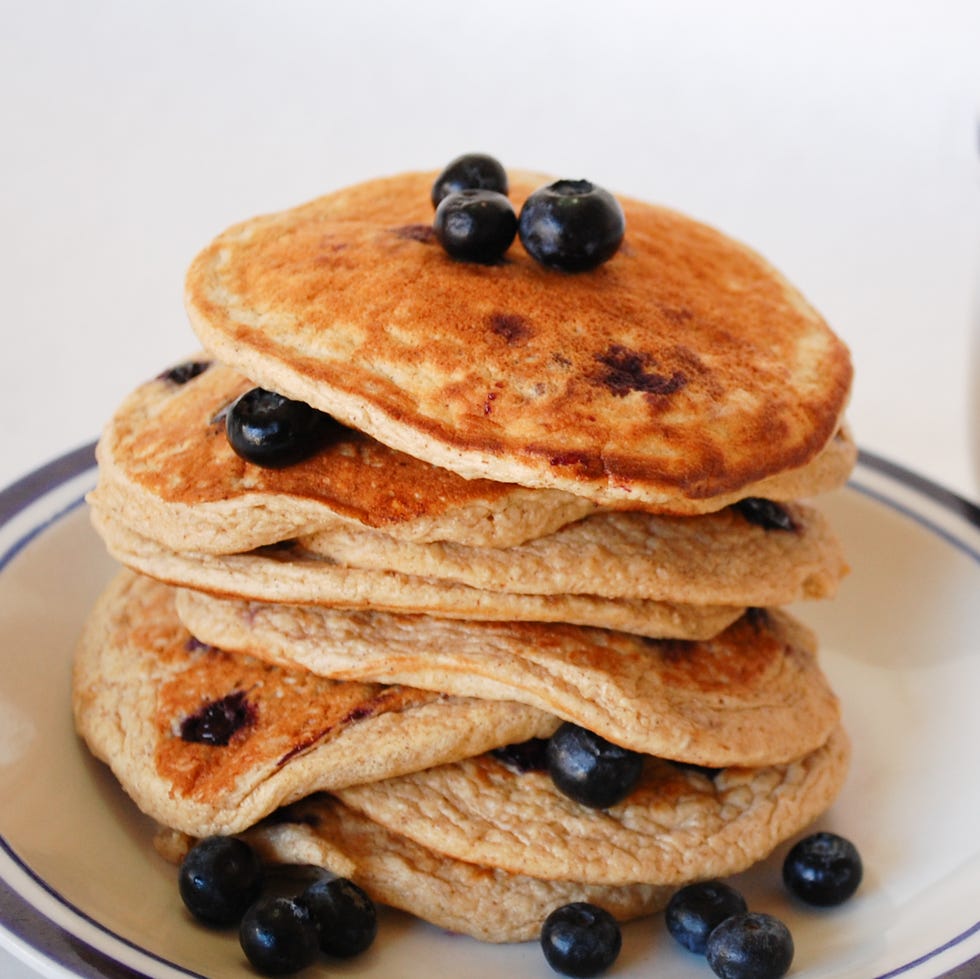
[336,726,850,886]
[72,572,557,836]
[186,170,853,507]
[91,360,595,551]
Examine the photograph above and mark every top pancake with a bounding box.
[185,169,853,510]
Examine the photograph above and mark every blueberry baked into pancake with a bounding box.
[75,154,859,975]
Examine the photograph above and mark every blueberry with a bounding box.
[301,877,377,958]
[546,723,643,809]
[179,690,254,746]
[491,737,550,773]
[160,360,211,385]
[540,902,621,977]
[239,896,319,975]
[518,179,625,272]
[665,881,748,954]
[433,189,517,264]
[431,153,508,208]
[783,831,863,906]
[178,836,263,927]
[226,387,338,468]
[705,912,794,979]
[734,498,797,532]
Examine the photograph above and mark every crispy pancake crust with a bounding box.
[186,170,853,509]
[72,572,558,837]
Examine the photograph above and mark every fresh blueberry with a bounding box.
[239,896,319,975]
[431,153,508,208]
[665,880,748,954]
[301,877,377,958]
[518,179,625,272]
[226,387,338,468]
[178,836,263,927]
[540,902,622,977]
[705,912,794,979]
[783,831,863,906]
[491,737,550,773]
[546,723,643,809]
[433,189,517,264]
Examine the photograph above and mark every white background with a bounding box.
[1,2,979,976]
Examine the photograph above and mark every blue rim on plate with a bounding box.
[0,442,977,979]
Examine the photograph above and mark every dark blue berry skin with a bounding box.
[547,723,643,809]
[734,498,797,532]
[301,877,377,958]
[178,836,263,927]
[491,737,550,773]
[239,896,319,976]
[540,902,622,977]
[433,189,517,264]
[518,180,625,272]
[179,690,253,746]
[226,387,337,468]
[665,880,748,954]
[705,912,794,979]
[160,360,211,385]
[431,153,508,208]
[783,831,863,906]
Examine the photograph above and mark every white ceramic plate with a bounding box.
[0,446,978,979]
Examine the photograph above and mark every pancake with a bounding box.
[335,727,850,888]
[174,591,839,767]
[156,801,673,944]
[185,169,853,510]
[299,498,848,606]
[72,572,558,838]
[91,506,743,640]
[154,723,848,942]
[90,359,597,553]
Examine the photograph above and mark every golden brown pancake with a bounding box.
[185,170,853,510]
[299,499,848,606]
[90,505,744,640]
[72,572,558,837]
[154,721,848,942]
[175,590,840,767]
[335,726,850,886]
[90,359,597,552]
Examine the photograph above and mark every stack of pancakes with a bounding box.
[74,169,856,943]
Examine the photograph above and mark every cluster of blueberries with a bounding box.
[177,719,862,977]
[212,152,628,471]
[178,825,861,978]
[175,722,640,974]
[542,831,862,979]
[179,835,377,974]
[431,153,625,270]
